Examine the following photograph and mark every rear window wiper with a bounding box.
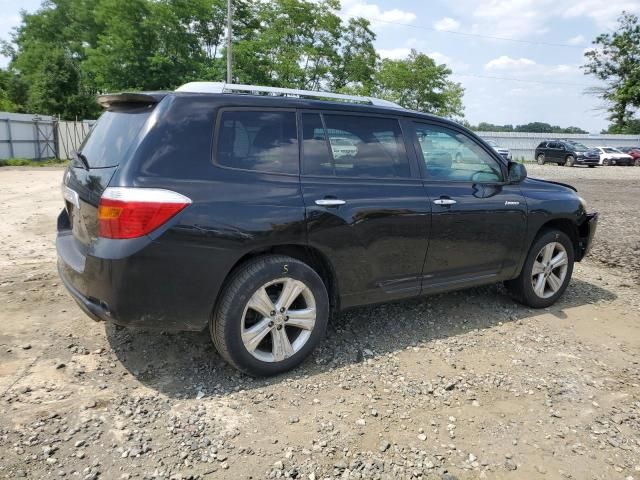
[72,150,90,170]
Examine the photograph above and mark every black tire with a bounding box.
[635,158,640,167]
[565,155,575,167]
[536,154,545,165]
[210,255,329,376]
[602,158,610,166]
[505,229,574,308]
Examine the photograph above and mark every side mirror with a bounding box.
[507,161,527,183]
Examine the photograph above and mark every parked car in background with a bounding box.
[617,147,640,166]
[57,82,598,376]
[534,140,600,167]
[594,147,633,166]
[485,140,512,161]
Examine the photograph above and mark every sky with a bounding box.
[2,0,639,132]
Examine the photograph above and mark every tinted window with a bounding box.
[537,142,547,148]
[414,123,502,182]
[216,110,298,174]
[80,107,152,168]
[301,113,333,176]
[308,114,410,178]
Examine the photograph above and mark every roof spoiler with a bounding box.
[97,92,167,108]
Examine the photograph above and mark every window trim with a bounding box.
[298,109,419,181]
[410,120,507,184]
[212,106,300,176]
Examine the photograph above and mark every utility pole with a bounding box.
[226,0,232,84]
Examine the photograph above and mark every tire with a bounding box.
[536,154,545,165]
[565,155,575,167]
[635,158,640,167]
[210,255,329,376]
[588,165,596,168]
[602,158,610,166]
[455,153,462,163]
[505,229,574,309]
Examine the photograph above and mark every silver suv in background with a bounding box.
[485,140,512,161]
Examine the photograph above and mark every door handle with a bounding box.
[315,198,346,207]
[433,199,457,206]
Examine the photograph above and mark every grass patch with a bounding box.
[0,157,69,167]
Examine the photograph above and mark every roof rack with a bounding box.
[175,82,402,108]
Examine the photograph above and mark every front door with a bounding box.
[410,121,527,291]
[299,111,431,308]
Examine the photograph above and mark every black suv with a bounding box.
[535,140,600,167]
[57,83,598,376]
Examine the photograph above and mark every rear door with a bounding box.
[62,101,156,253]
[299,111,430,308]
[410,121,527,290]
[547,141,561,163]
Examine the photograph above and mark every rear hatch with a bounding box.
[61,94,161,251]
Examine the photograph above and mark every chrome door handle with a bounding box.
[433,199,457,206]
[315,199,346,207]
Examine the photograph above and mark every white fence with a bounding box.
[0,112,95,160]
[476,132,640,161]
[0,112,57,159]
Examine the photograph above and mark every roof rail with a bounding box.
[175,82,402,108]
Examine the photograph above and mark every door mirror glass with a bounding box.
[508,161,527,183]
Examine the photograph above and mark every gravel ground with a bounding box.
[0,166,639,480]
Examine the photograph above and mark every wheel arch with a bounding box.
[535,219,579,257]
[214,244,339,319]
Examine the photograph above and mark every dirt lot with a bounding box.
[0,165,639,480]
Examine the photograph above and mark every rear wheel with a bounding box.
[565,155,575,167]
[536,154,545,165]
[210,255,329,376]
[505,229,574,308]
[635,158,640,167]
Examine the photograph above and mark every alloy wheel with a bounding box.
[530,242,568,299]
[241,278,316,363]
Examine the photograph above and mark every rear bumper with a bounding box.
[57,260,112,323]
[576,212,598,261]
[56,222,233,331]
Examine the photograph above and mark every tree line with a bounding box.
[0,0,464,120]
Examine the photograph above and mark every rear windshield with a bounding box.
[79,107,152,168]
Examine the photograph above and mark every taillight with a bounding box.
[98,187,191,239]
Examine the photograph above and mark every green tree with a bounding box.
[374,49,464,119]
[232,0,342,89]
[332,18,378,94]
[584,11,640,133]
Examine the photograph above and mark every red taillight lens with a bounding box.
[98,187,191,239]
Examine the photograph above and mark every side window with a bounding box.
[302,113,410,178]
[413,123,503,183]
[216,110,298,174]
[301,113,333,176]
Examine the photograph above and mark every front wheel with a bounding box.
[565,155,575,167]
[536,154,545,165]
[210,255,329,376]
[635,158,640,167]
[505,230,574,308]
[602,158,610,166]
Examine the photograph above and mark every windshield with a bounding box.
[79,107,152,168]
[568,142,588,150]
[486,140,498,147]
[603,147,620,153]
